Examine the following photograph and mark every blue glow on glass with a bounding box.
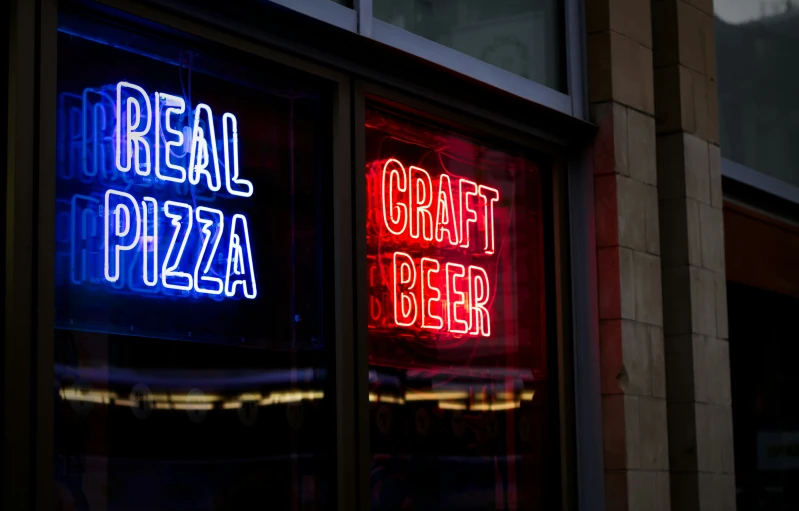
[60,80,258,301]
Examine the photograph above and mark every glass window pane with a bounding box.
[715,1,799,187]
[54,12,335,510]
[373,0,566,91]
[365,106,560,509]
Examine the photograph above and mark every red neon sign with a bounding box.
[370,158,500,337]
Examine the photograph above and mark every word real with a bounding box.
[62,81,257,300]
[377,158,499,337]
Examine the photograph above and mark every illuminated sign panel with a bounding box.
[55,31,328,345]
[65,81,257,299]
[376,158,497,336]
[366,107,549,368]
[366,107,553,510]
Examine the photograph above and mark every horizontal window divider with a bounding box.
[268,0,357,32]
[368,19,574,117]
[722,157,799,206]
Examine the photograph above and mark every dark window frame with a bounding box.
[3,0,600,509]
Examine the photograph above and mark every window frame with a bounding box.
[191,0,588,119]
[352,80,587,510]
[4,0,604,510]
[723,157,799,206]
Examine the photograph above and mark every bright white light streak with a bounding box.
[194,206,225,295]
[161,201,194,291]
[104,190,141,283]
[222,112,253,197]
[115,81,152,176]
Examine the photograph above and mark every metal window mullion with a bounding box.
[567,149,606,511]
[4,0,38,509]
[564,0,587,119]
[35,0,58,509]
[355,0,372,37]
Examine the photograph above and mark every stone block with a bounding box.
[634,251,663,326]
[588,32,612,104]
[621,320,652,396]
[667,401,698,471]
[703,11,717,80]
[654,66,682,134]
[677,0,706,74]
[707,336,732,406]
[683,132,710,204]
[686,198,703,267]
[671,472,699,510]
[650,326,667,399]
[604,470,629,511]
[692,334,710,403]
[628,470,671,511]
[693,69,710,140]
[638,397,669,470]
[716,405,735,474]
[586,0,609,34]
[609,0,652,48]
[657,133,686,200]
[680,65,697,134]
[709,144,722,208]
[658,198,689,267]
[652,0,679,68]
[661,266,692,336]
[645,185,660,255]
[620,247,636,320]
[602,394,629,469]
[611,31,655,114]
[690,266,717,337]
[715,270,729,340]
[698,473,737,511]
[655,471,672,511]
[695,402,714,472]
[627,108,656,185]
[598,247,621,320]
[596,174,619,247]
[593,102,629,177]
[617,176,647,252]
[624,395,641,468]
[665,334,696,403]
[688,0,714,16]
[699,202,725,272]
[600,319,624,395]
[708,77,720,144]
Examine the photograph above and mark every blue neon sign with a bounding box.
[60,81,257,301]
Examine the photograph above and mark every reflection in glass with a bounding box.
[365,107,559,509]
[373,0,565,91]
[54,13,333,510]
[716,0,799,187]
[728,282,799,510]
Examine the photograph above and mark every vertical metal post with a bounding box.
[351,81,370,511]
[333,77,358,511]
[35,0,57,509]
[568,146,606,511]
[355,0,372,37]
[565,0,587,119]
[4,0,37,509]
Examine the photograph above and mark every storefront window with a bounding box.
[728,282,799,510]
[54,12,334,509]
[715,0,799,187]
[373,0,566,91]
[365,106,559,509]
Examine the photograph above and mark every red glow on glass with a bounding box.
[370,156,500,338]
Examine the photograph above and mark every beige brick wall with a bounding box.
[587,0,671,509]
[651,0,736,509]
[587,0,735,509]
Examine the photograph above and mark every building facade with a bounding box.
[1,0,794,510]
